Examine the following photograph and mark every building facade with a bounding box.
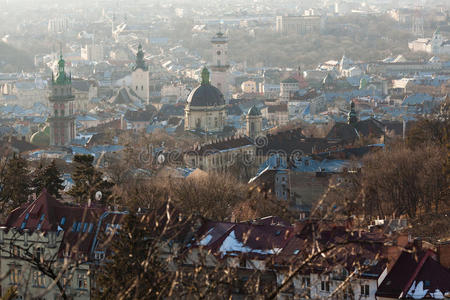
[276,15,322,35]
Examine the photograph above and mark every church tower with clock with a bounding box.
[210,31,230,102]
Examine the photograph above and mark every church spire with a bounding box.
[54,53,70,85]
[134,43,147,71]
[348,101,358,125]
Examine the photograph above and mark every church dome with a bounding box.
[186,67,224,107]
[30,125,50,147]
[187,85,225,107]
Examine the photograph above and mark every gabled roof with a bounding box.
[376,250,450,299]
[193,220,292,259]
[4,189,105,233]
[3,189,109,258]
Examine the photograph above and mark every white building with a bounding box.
[48,17,69,33]
[209,32,230,102]
[408,29,450,55]
[130,44,150,103]
[81,43,104,62]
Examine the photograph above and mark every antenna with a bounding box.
[412,0,424,37]
[219,20,224,33]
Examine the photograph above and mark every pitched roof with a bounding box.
[3,189,107,257]
[189,136,254,156]
[376,250,450,299]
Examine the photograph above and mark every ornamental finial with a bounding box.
[201,67,210,85]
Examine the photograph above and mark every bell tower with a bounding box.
[131,43,151,103]
[48,53,76,146]
[246,105,262,139]
[210,31,230,102]
[348,101,358,126]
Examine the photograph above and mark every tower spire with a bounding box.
[134,43,147,71]
[348,101,358,125]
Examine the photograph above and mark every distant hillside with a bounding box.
[0,42,33,72]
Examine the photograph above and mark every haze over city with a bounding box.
[0,0,449,299]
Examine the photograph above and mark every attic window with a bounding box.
[83,223,88,233]
[60,217,66,225]
[88,223,94,233]
[72,222,78,232]
[76,222,82,232]
[39,214,45,222]
[20,222,26,230]
[25,213,29,220]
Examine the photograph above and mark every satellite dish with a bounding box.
[157,154,165,164]
[95,191,102,201]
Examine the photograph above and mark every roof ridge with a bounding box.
[401,249,435,296]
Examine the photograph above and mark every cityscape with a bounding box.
[0,0,449,299]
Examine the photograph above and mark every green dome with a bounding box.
[30,125,50,147]
[248,105,261,116]
[359,77,368,90]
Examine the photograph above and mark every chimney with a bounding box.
[438,242,450,269]
[402,120,407,140]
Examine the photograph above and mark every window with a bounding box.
[35,247,45,262]
[360,284,369,297]
[9,268,21,285]
[32,270,45,288]
[302,277,310,288]
[83,223,88,233]
[88,223,94,233]
[239,258,246,268]
[60,217,66,225]
[77,273,88,290]
[321,281,330,292]
[12,245,20,257]
[95,251,105,261]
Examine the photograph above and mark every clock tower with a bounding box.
[210,31,230,102]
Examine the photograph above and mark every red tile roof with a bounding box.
[377,249,450,299]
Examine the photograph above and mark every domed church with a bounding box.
[184,67,227,133]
